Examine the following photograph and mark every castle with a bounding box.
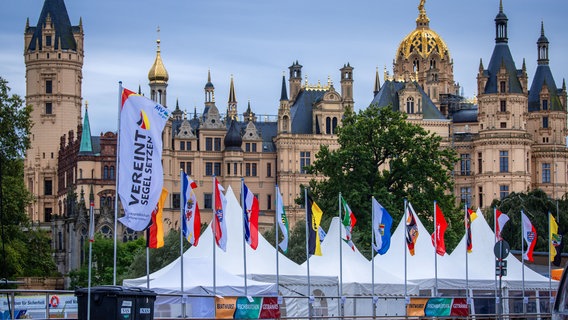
[22,0,567,276]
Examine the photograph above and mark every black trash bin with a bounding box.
[75,285,157,320]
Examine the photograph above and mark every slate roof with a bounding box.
[370,80,446,120]
[451,107,478,123]
[528,65,563,112]
[289,89,326,134]
[483,43,523,94]
[27,0,78,51]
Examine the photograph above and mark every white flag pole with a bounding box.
[549,212,552,305]
[241,178,248,297]
[87,186,95,320]
[179,170,185,303]
[522,210,526,314]
[464,203,469,304]
[275,185,280,298]
[146,247,150,289]
[338,193,343,316]
[371,196,377,317]
[113,82,123,286]
[213,176,217,296]
[404,199,408,299]
[305,188,312,317]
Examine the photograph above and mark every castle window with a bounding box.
[45,36,52,47]
[44,207,53,223]
[478,187,483,208]
[543,116,549,129]
[110,166,115,179]
[267,163,272,177]
[500,122,507,128]
[332,117,338,134]
[205,138,213,151]
[460,154,471,176]
[478,152,483,174]
[500,100,506,112]
[542,163,551,183]
[103,166,109,179]
[172,193,181,209]
[406,97,415,114]
[179,141,185,151]
[252,143,257,152]
[245,143,250,152]
[44,179,53,196]
[204,193,212,209]
[499,151,509,173]
[500,81,506,93]
[214,162,221,176]
[214,138,222,151]
[542,100,548,110]
[45,102,52,114]
[46,80,52,94]
[205,162,213,176]
[326,117,331,134]
[460,187,472,205]
[227,163,231,175]
[499,185,509,200]
[267,194,272,210]
[300,151,311,174]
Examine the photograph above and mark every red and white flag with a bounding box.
[213,178,228,251]
[182,173,200,246]
[118,88,170,231]
[495,209,510,241]
[243,182,259,250]
[522,211,537,262]
[431,202,448,256]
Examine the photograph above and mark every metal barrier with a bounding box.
[0,289,554,319]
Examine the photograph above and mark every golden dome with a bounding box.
[396,0,449,60]
[148,39,169,83]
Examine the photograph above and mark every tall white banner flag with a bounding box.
[118,88,170,231]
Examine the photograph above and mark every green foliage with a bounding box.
[486,189,568,255]
[305,105,460,258]
[0,77,56,282]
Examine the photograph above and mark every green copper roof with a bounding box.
[79,107,93,154]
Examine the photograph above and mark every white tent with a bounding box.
[303,217,417,317]
[439,212,555,291]
[372,206,451,294]
[124,186,338,318]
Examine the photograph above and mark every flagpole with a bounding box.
[464,203,469,303]
[305,188,312,318]
[87,187,95,320]
[241,178,248,297]
[434,201,439,296]
[338,193,343,316]
[521,210,526,314]
[275,185,280,299]
[404,198,408,299]
[179,169,185,311]
[146,247,150,289]
[113,82,123,286]
[549,212,552,304]
[213,176,217,296]
[371,196,376,317]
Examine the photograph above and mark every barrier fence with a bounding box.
[0,289,555,319]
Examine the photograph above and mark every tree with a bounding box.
[488,189,568,255]
[306,105,460,258]
[0,77,56,284]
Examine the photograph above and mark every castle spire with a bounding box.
[79,101,93,154]
[416,0,430,28]
[373,66,381,96]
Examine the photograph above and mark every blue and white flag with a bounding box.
[372,198,393,255]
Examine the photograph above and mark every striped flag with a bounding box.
[213,178,228,251]
[243,183,259,250]
[340,195,357,251]
[147,188,168,248]
[522,211,537,262]
[182,173,200,246]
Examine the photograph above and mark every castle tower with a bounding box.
[340,63,354,110]
[148,29,169,107]
[204,69,215,110]
[24,0,84,223]
[278,74,291,133]
[393,0,458,112]
[526,22,568,199]
[227,75,238,121]
[473,0,532,207]
[288,61,302,104]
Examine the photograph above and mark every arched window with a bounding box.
[332,117,338,134]
[325,117,331,134]
[406,97,415,114]
[103,166,109,179]
[110,166,115,179]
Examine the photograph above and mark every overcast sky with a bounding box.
[2,0,567,134]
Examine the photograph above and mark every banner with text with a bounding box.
[215,296,280,319]
[407,297,469,317]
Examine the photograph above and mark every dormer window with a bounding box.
[500,81,506,93]
[406,97,415,114]
[45,36,52,47]
[542,99,548,110]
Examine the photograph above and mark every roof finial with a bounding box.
[541,20,545,36]
[499,0,503,13]
[85,100,88,110]
[156,26,161,52]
